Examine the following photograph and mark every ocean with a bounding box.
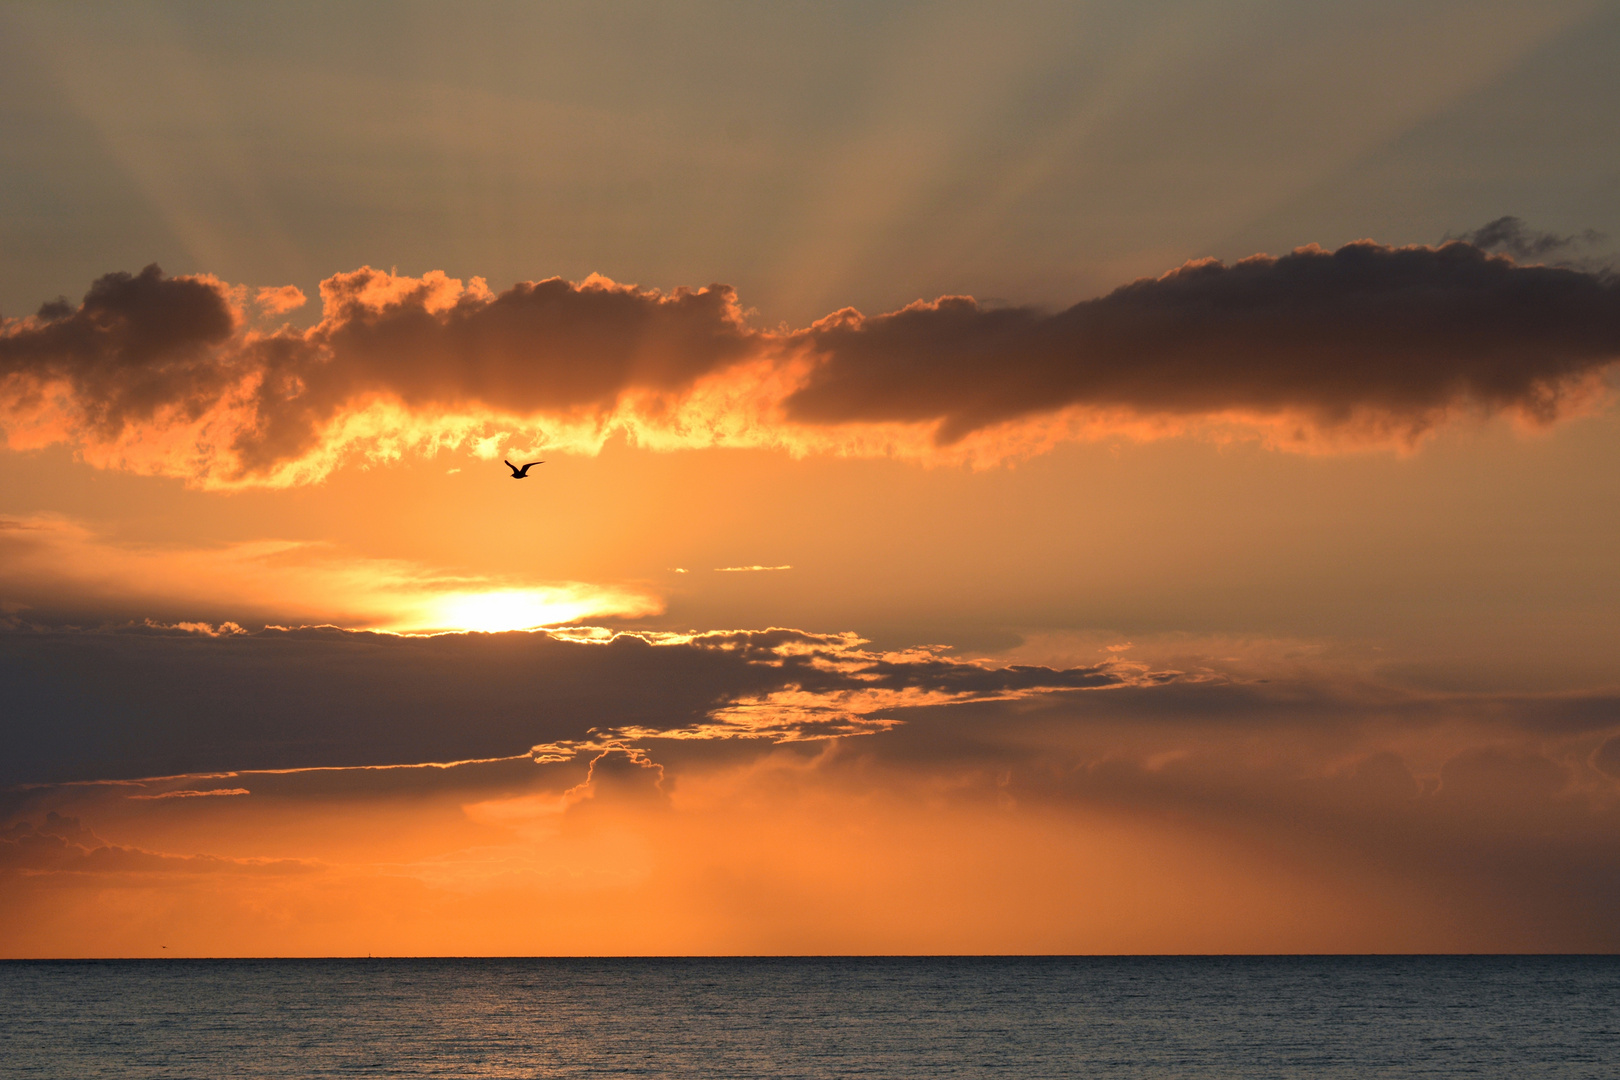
[2,956,1616,1078]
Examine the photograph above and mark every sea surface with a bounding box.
[1,956,1616,1078]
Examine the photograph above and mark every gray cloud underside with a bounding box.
[1449,215,1607,262]
[6,627,1617,943]
[3,624,1615,789]
[787,241,1620,441]
[0,625,1133,786]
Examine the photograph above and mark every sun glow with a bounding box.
[398,586,662,634]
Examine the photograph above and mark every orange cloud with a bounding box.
[252,284,307,317]
[3,241,1617,488]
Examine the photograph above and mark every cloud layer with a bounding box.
[2,267,758,486]
[0,514,658,632]
[789,241,1620,446]
[5,623,1618,955]
[4,237,1617,486]
[0,624,1147,785]
[1,811,306,875]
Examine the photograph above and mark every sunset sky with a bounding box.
[4,0,1620,957]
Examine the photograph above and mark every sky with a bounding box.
[3,0,1620,957]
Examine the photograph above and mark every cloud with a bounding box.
[126,787,250,800]
[1449,216,1607,263]
[7,617,1615,847]
[785,240,1620,447]
[11,664,1620,954]
[3,236,1617,487]
[252,284,308,317]
[0,623,1151,786]
[6,637,1619,954]
[0,812,308,875]
[2,266,757,487]
[0,514,659,632]
[1592,734,1620,780]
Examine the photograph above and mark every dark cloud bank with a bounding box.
[789,240,1620,442]
[4,622,1615,808]
[5,624,1618,944]
[0,625,1133,786]
[3,235,1618,482]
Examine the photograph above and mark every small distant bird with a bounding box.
[504,459,544,479]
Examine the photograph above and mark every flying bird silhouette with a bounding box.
[505,459,544,479]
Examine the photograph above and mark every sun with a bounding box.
[424,589,604,633]
[387,586,661,634]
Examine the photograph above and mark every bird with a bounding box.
[504,459,544,479]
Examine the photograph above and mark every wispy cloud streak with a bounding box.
[0,514,658,632]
